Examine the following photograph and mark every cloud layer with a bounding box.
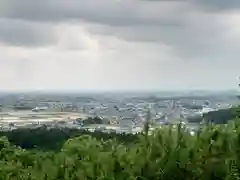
[0,0,239,91]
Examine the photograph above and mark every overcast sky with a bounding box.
[0,0,239,92]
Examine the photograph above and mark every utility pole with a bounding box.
[235,77,240,119]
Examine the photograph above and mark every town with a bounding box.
[0,91,238,133]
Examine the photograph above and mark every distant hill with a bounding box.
[186,107,239,124]
[203,107,239,124]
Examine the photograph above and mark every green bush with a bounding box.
[0,120,240,179]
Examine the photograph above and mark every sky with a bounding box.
[0,0,239,92]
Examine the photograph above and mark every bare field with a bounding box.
[0,111,88,123]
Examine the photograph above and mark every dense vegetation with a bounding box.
[186,107,238,124]
[204,107,238,124]
[81,116,105,125]
[0,116,240,179]
[0,127,138,151]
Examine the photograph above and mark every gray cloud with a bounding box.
[1,0,239,24]
[0,0,190,49]
[195,0,240,12]
[85,12,232,59]
[0,0,188,26]
[0,19,56,47]
[0,0,239,60]
[0,0,239,90]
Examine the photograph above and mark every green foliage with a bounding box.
[82,116,104,125]
[0,127,138,151]
[203,107,238,124]
[1,120,240,179]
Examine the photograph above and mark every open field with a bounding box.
[0,111,89,124]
